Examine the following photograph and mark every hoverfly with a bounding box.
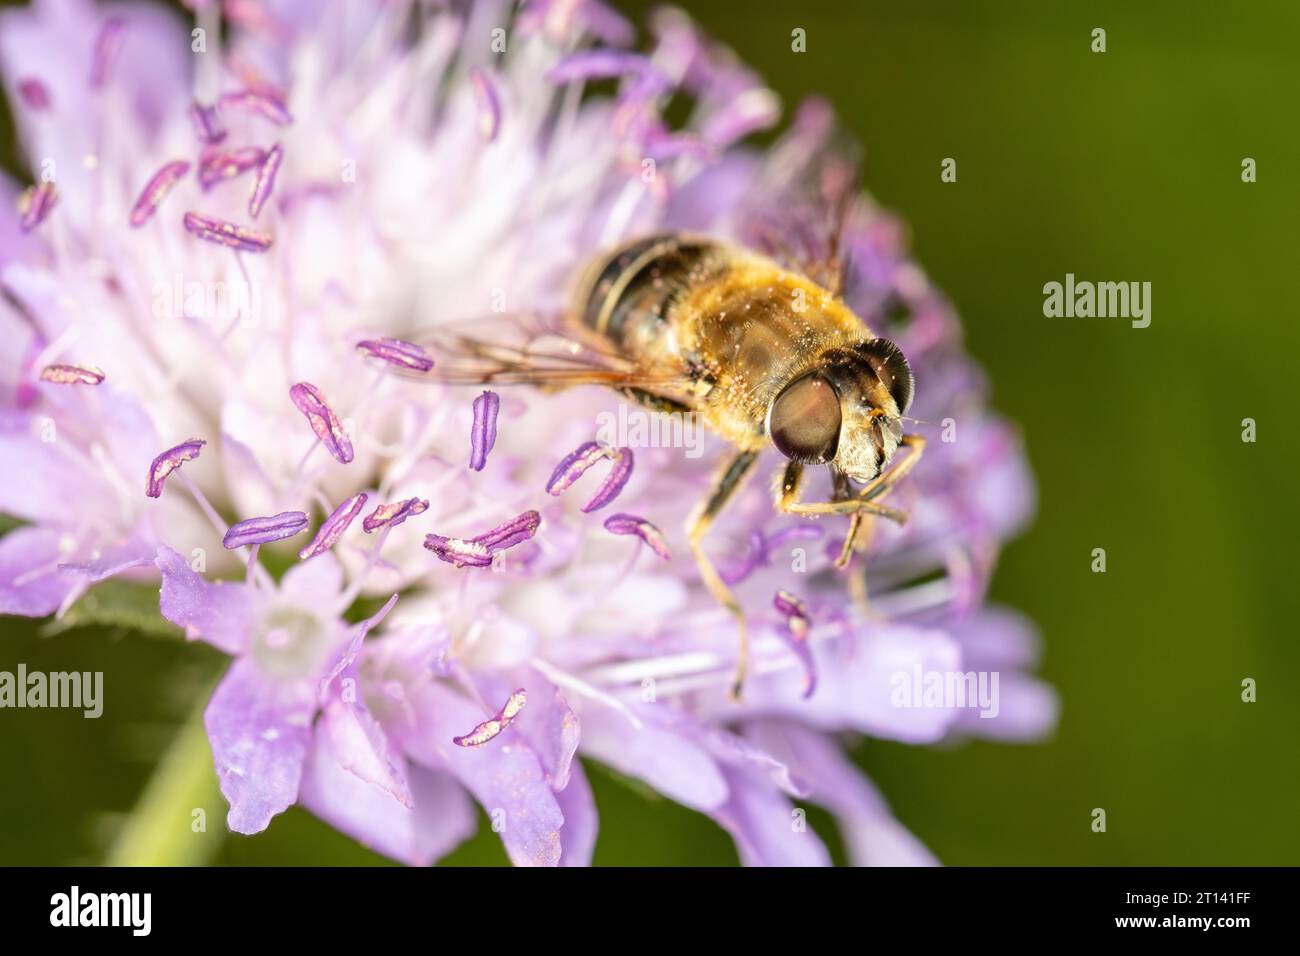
[423,113,925,697]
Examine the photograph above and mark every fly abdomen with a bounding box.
[576,233,723,354]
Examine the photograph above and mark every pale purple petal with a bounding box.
[468,390,499,471]
[576,703,728,811]
[476,672,579,788]
[314,696,411,807]
[289,381,353,463]
[298,492,367,560]
[746,721,938,866]
[405,681,564,867]
[205,657,315,834]
[710,765,831,867]
[299,742,476,866]
[0,526,76,616]
[556,760,598,867]
[58,537,156,586]
[222,510,309,549]
[155,545,257,654]
[145,438,204,498]
[732,622,963,743]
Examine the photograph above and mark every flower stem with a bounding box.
[105,700,225,866]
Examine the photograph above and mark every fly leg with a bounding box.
[775,435,926,608]
[835,434,926,567]
[687,449,760,699]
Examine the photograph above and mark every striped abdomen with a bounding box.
[574,233,725,364]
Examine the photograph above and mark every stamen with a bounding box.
[422,534,493,568]
[218,89,293,125]
[468,390,499,471]
[182,211,272,253]
[198,146,266,190]
[145,438,205,498]
[362,497,429,533]
[39,364,104,386]
[247,142,283,218]
[546,50,658,85]
[188,101,226,144]
[603,513,671,560]
[17,78,50,111]
[288,381,354,464]
[452,688,526,748]
[129,160,190,227]
[89,17,124,89]
[423,510,541,568]
[474,509,542,551]
[299,492,367,560]
[773,589,816,698]
[18,183,57,232]
[546,441,633,512]
[354,337,434,372]
[223,510,309,549]
[467,67,501,142]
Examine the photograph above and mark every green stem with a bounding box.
[106,701,226,866]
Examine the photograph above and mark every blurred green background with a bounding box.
[2,0,1297,865]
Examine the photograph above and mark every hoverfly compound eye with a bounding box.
[767,371,842,464]
[855,338,914,415]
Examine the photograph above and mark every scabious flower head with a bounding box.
[0,0,1057,865]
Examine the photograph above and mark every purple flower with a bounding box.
[0,0,1054,868]
[156,546,395,833]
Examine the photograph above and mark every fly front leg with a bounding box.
[836,434,926,567]
[774,434,927,564]
[688,449,760,699]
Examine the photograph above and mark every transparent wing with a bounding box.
[408,311,693,391]
[736,97,862,297]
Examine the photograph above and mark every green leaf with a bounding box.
[42,580,180,640]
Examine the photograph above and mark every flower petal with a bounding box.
[204,657,315,835]
[404,681,564,867]
[156,545,258,654]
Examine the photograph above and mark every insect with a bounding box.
[424,114,925,697]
